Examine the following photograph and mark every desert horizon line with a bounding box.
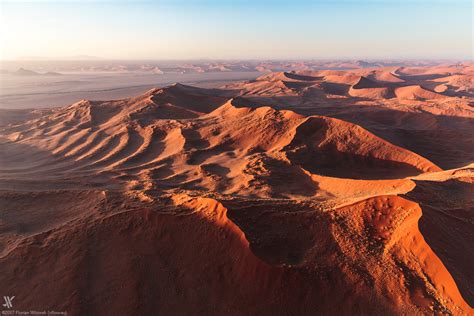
[2,57,472,62]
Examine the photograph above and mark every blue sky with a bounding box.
[0,0,472,60]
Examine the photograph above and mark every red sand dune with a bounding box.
[0,64,473,314]
[368,70,405,83]
[395,85,448,100]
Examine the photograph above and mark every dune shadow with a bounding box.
[403,179,474,306]
[223,200,330,266]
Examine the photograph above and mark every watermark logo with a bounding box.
[2,296,14,309]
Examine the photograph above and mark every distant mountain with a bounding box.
[18,55,104,61]
[15,68,40,76]
[44,71,63,76]
[13,68,63,76]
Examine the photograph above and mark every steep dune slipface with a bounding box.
[320,71,362,85]
[331,195,470,314]
[348,76,394,99]
[0,67,472,315]
[348,86,393,99]
[369,70,405,83]
[283,116,440,179]
[352,76,387,89]
[404,176,474,307]
[395,85,448,100]
[1,192,470,315]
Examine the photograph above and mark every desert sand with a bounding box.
[0,63,472,315]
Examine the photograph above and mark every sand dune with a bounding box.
[1,94,440,195]
[368,70,405,83]
[395,85,448,100]
[0,64,473,314]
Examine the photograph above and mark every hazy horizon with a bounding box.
[1,0,472,61]
[2,57,472,62]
